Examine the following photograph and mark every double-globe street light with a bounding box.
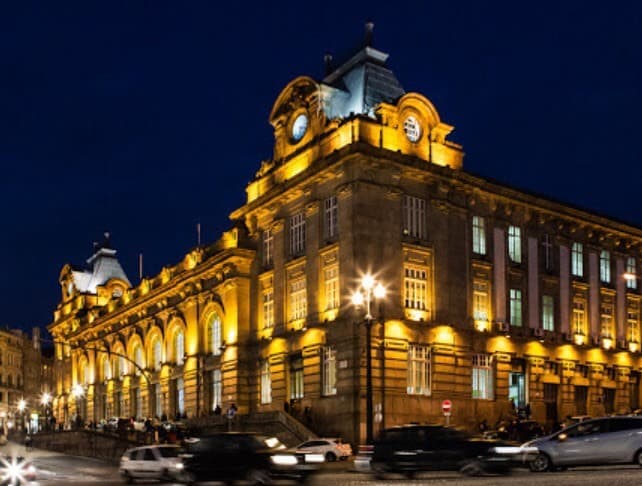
[351,274,386,444]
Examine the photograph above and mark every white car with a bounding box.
[119,445,184,482]
[296,438,352,462]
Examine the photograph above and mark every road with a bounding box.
[2,443,641,485]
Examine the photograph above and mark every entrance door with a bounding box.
[575,386,588,415]
[509,372,526,408]
[630,372,640,411]
[603,388,615,414]
[544,384,558,424]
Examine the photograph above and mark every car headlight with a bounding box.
[490,446,523,455]
[270,454,298,466]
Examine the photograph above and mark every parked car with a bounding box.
[370,424,536,477]
[295,438,352,462]
[0,455,37,485]
[178,433,317,484]
[524,416,642,472]
[119,445,184,483]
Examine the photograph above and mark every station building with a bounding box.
[49,37,642,444]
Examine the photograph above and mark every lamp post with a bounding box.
[17,399,26,433]
[351,274,386,444]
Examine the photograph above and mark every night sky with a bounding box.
[2,2,641,334]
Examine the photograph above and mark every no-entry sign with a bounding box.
[442,399,452,414]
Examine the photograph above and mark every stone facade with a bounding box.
[49,42,642,446]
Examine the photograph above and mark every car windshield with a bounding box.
[157,446,180,458]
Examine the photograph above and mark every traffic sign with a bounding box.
[442,399,452,414]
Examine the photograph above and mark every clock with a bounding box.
[403,116,421,143]
[291,113,308,142]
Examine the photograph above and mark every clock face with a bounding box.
[403,116,422,143]
[291,113,308,142]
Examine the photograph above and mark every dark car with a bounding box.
[370,424,535,477]
[178,432,315,484]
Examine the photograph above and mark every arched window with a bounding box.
[134,344,144,375]
[119,355,127,377]
[174,329,184,365]
[208,313,222,356]
[152,336,162,371]
[102,357,110,381]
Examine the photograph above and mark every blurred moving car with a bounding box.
[0,455,37,485]
[295,438,352,462]
[178,433,316,484]
[119,444,183,482]
[370,424,536,478]
[524,416,642,472]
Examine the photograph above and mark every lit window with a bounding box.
[600,250,611,283]
[472,216,486,255]
[152,337,162,371]
[404,266,427,310]
[508,226,522,263]
[628,310,639,343]
[322,347,337,396]
[509,289,522,326]
[176,378,184,414]
[407,345,431,395]
[571,242,583,277]
[600,304,613,338]
[290,356,304,400]
[263,229,273,266]
[472,354,494,400]
[542,295,555,331]
[403,195,426,239]
[154,384,162,417]
[627,257,637,290]
[324,266,339,310]
[260,361,271,404]
[134,345,144,376]
[473,281,489,321]
[290,212,306,255]
[208,313,222,356]
[290,277,307,321]
[174,329,184,365]
[103,357,111,381]
[263,289,274,329]
[572,301,585,335]
[324,196,338,239]
[212,369,222,410]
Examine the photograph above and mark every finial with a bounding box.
[365,21,374,47]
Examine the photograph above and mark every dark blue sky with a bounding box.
[1,1,641,333]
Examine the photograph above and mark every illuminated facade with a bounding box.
[49,39,642,444]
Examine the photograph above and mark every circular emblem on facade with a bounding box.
[291,113,308,142]
[403,115,422,143]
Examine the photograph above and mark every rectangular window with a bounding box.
[154,384,162,417]
[290,278,307,321]
[508,226,522,263]
[407,345,431,395]
[509,289,523,326]
[473,281,489,321]
[324,196,338,239]
[324,266,339,310]
[177,378,184,414]
[212,369,222,410]
[472,354,494,399]
[472,216,486,255]
[542,234,553,271]
[600,250,611,283]
[600,305,613,338]
[289,212,306,255]
[571,242,583,277]
[260,361,271,404]
[542,295,555,331]
[628,310,640,343]
[627,257,638,290]
[404,266,427,310]
[290,356,304,400]
[322,347,337,396]
[403,195,426,239]
[263,289,274,329]
[572,301,585,335]
[263,229,273,266]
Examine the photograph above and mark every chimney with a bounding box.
[364,21,374,47]
[324,53,333,76]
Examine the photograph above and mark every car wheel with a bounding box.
[370,462,387,480]
[635,449,642,467]
[247,468,272,485]
[460,459,485,476]
[325,451,337,462]
[177,471,196,485]
[529,453,552,472]
[123,471,135,484]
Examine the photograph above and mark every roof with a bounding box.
[71,235,131,294]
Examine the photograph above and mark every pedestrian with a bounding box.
[478,419,488,434]
[214,404,222,416]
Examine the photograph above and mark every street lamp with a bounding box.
[17,399,26,432]
[351,274,386,444]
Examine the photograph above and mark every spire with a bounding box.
[364,21,374,47]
